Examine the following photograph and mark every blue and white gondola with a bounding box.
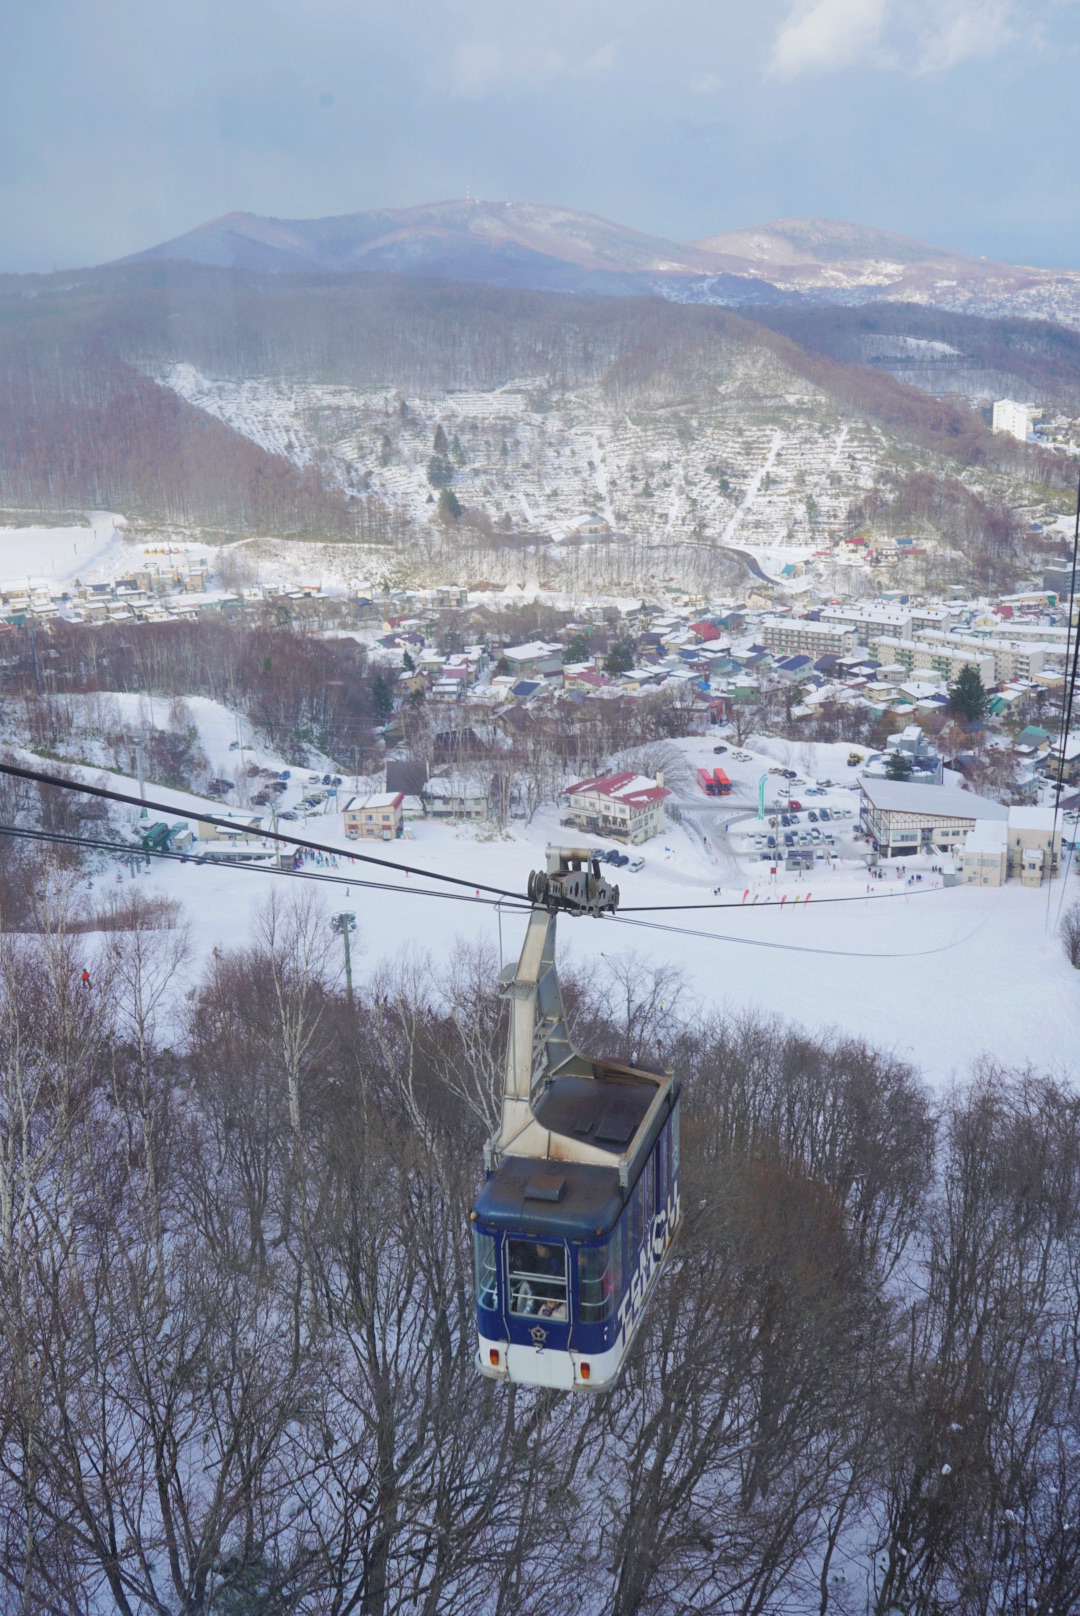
[472,847,681,1392]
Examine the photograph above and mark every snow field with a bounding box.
[66,750,1079,1092]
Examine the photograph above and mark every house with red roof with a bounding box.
[561,770,671,845]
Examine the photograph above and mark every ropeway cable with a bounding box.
[0,757,528,903]
[0,823,533,911]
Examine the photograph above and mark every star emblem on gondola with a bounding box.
[530,1324,548,1347]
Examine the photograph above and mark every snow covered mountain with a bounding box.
[120,200,1080,326]
[120,199,776,301]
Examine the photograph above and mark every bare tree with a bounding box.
[1061,899,1080,969]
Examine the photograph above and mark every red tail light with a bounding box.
[489,1349,500,1367]
[580,1363,591,1381]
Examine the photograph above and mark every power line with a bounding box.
[619,880,948,913]
[605,903,1000,962]
[0,822,532,912]
[3,819,985,964]
[1051,466,1080,933]
[0,758,527,903]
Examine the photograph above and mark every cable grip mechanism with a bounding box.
[526,845,619,917]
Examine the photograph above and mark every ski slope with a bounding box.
[66,776,1080,1092]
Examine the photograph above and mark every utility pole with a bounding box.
[131,735,148,815]
[330,912,357,1009]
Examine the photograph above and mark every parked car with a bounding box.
[712,745,728,755]
[278,810,298,821]
[781,769,797,780]
[207,777,234,794]
[783,832,795,846]
[766,835,776,849]
[810,829,822,842]
[807,809,819,822]
[789,799,802,812]
[628,856,645,872]
[251,792,271,806]
[819,808,831,821]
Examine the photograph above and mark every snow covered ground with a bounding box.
[16,698,1078,1090]
[0,512,132,587]
[60,766,1078,1092]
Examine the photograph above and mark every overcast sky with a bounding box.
[2,0,1079,273]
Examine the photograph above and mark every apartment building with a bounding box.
[916,629,1046,682]
[869,636,995,685]
[760,618,857,659]
[992,398,1033,442]
[819,603,912,646]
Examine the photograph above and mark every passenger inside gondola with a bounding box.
[508,1239,568,1321]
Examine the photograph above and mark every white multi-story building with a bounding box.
[869,636,995,685]
[819,604,912,646]
[915,630,1045,683]
[992,399,1034,442]
[760,618,857,659]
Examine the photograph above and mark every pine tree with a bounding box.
[604,640,635,675]
[433,424,449,453]
[949,663,987,723]
[427,455,453,488]
[438,487,462,520]
[885,750,913,781]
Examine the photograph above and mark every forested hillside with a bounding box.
[0,264,1072,585]
[3,898,1080,1614]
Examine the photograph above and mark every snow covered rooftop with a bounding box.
[564,771,671,806]
[861,780,1009,820]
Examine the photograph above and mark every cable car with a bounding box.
[472,846,681,1392]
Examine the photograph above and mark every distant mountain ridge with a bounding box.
[119,200,1080,327]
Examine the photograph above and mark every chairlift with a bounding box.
[471,846,681,1392]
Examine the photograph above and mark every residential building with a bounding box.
[862,724,943,785]
[422,774,488,819]
[562,771,671,845]
[992,398,1034,441]
[820,603,912,645]
[1005,808,1061,884]
[860,779,1008,858]
[502,641,564,678]
[343,791,404,841]
[1043,564,1079,599]
[962,821,1008,886]
[1045,734,1080,785]
[915,630,1046,683]
[871,636,995,686]
[760,618,857,658]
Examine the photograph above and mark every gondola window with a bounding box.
[474,1231,498,1312]
[578,1236,622,1323]
[507,1239,568,1320]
